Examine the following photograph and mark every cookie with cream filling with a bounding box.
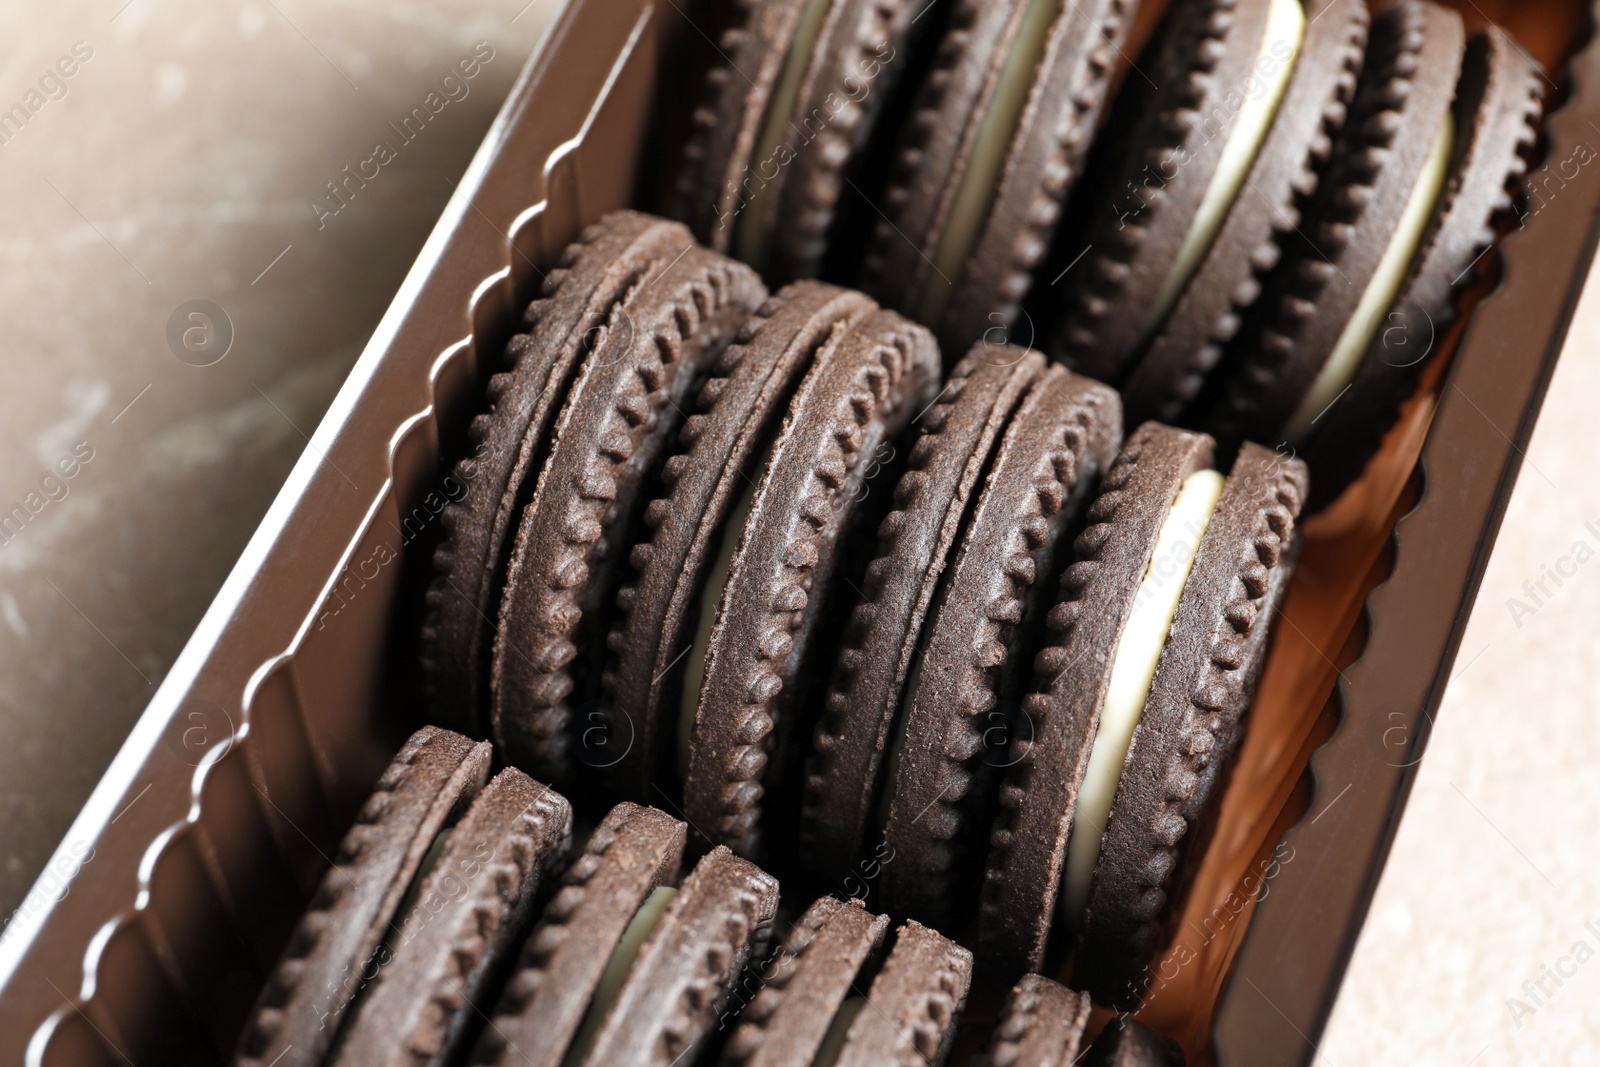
[862,0,1138,357]
[1201,1,1466,455]
[978,425,1307,1006]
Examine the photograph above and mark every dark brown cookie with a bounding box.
[1052,0,1282,383]
[977,422,1213,979]
[1075,443,1306,1007]
[470,803,686,1067]
[1122,0,1369,426]
[720,896,890,1067]
[800,346,1046,882]
[1203,1,1466,448]
[879,364,1121,927]
[830,920,972,1067]
[976,973,1092,1067]
[1300,26,1544,508]
[862,0,1135,356]
[425,212,696,736]
[233,727,491,1067]
[602,281,876,797]
[330,767,572,1067]
[682,306,939,857]
[675,0,928,283]
[575,846,781,1066]
[492,242,765,780]
[1083,1016,1186,1067]
[674,0,808,257]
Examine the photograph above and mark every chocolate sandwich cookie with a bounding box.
[675,0,932,283]
[728,901,972,1067]
[800,347,1051,881]
[601,281,877,798]
[1200,0,1464,452]
[979,425,1307,1005]
[328,768,571,1067]
[974,973,1091,1067]
[1293,25,1543,507]
[426,212,704,737]
[973,974,1184,1066]
[471,802,686,1067]
[1203,2,1532,496]
[235,727,493,1067]
[553,846,780,1066]
[1052,0,1312,383]
[491,226,765,780]
[680,300,940,856]
[1118,0,1369,426]
[874,362,1121,927]
[861,0,1137,356]
[824,919,971,1066]
[720,896,890,1067]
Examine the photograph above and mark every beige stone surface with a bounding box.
[0,1,1596,1062]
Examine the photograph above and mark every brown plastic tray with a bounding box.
[0,1,1594,1064]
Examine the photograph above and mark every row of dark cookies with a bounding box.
[233,727,1179,1066]
[419,211,1306,1012]
[673,0,1542,506]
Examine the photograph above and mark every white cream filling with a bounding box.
[678,441,779,779]
[1146,0,1306,336]
[1060,469,1225,927]
[1282,116,1455,443]
[561,886,678,1067]
[812,997,867,1067]
[734,0,836,268]
[917,0,1060,326]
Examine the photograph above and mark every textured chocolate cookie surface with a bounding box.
[683,307,939,857]
[1300,25,1543,507]
[1075,443,1306,1007]
[721,896,889,1067]
[675,0,809,255]
[603,281,875,797]
[676,0,924,282]
[493,243,764,780]
[577,847,780,1066]
[766,0,925,282]
[471,803,686,1067]
[1122,0,1369,426]
[978,423,1213,978]
[1205,0,1466,446]
[331,768,572,1067]
[234,728,491,1067]
[978,973,1092,1067]
[802,346,1045,881]
[1053,0,1278,383]
[831,920,972,1067]
[935,0,1135,356]
[425,212,695,735]
[862,0,1134,355]
[879,365,1121,927]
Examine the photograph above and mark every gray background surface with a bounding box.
[0,0,550,934]
[0,2,1594,1062]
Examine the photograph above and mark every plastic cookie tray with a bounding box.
[1,1,1596,1063]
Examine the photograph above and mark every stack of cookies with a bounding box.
[232,0,1546,1060]
[677,0,1541,505]
[421,204,1312,1005]
[235,728,1184,1066]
